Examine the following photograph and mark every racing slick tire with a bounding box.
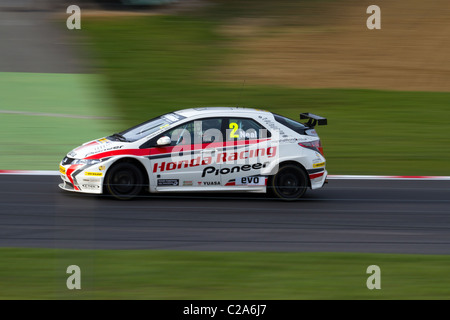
[269,164,308,200]
[104,162,144,200]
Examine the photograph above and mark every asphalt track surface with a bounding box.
[1,175,449,254]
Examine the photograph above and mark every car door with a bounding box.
[219,117,274,188]
[147,117,225,191]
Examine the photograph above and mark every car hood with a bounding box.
[67,138,127,159]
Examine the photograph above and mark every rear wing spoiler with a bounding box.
[300,113,327,128]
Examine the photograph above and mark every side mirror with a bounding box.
[156,136,171,146]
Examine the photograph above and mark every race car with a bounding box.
[59,107,327,200]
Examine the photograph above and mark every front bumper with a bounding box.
[59,162,104,194]
[59,181,77,192]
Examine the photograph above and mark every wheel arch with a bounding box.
[104,157,149,192]
[268,160,311,188]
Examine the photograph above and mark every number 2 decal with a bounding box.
[229,122,239,138]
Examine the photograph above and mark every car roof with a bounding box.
[173,107,272,118]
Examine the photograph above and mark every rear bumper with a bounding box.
[309,169,327,189]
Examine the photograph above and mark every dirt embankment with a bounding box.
[213,0,450,92]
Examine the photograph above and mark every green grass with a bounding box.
[82,16,450,176]
[1,248,449,299]
[0,72,122,170]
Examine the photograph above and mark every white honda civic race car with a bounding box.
[59,107,327,200]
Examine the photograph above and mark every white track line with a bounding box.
[0,170,60,176]
[1,170,449,180]
[0,110,115,120]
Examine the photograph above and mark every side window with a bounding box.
[165,121,194,146]
[157,118,223,146]
[199,118,223,144]
[226,118,270,141]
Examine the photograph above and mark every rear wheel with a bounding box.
[104,162,144,200]
[269,165,308,200]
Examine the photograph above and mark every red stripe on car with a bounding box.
[309,172,324,179]
[85,149,151,160]
[149,139,270,156]
[85,139,270,160]
[66,164,83,191]
[73,140,99,152]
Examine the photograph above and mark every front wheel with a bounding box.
[269,165,308,200]
[104,162,144,200]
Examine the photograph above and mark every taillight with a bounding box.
[299,140,324,156]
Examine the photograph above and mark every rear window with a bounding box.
[273,114,307,134]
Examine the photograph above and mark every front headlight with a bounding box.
[71,159,102,165]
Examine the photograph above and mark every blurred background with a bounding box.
[1,0,450,301]
[1,0,449,174]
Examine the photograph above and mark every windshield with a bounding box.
[113,112,186,142]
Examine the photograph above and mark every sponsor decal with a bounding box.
[202,181,220,186]
[258,115,285,136]
[85,145,123,157]
[97,138,110,144]
[157,179,179,186]
[313,162,325,168]
[152,147,277,173]
[85,172,103,176]
[198,181,202,185]
[183,181,193,186]
[98,165,106,171]
[225,120,260,139]
[161,113,185,123]
[215,147,276,163]
[153,156,212,173]
[202,162,268,177]
[279,138,300,143]
[236,176,266,186]
[82,177,101,182]
[59,165,66,175]
[81,184,100,189]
